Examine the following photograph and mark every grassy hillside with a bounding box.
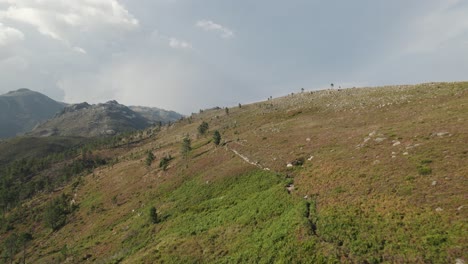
[0,136,88,166]
[0,82,467,263]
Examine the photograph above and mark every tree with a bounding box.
[225,107,229,115]
[44,194,71,231]
[197,121,209,135]
[18,232,32,264]
[159,155,173,171]
[181,136,192,157]
[3,233,18,264]
[301,88,305,93]
[330,83,334,89]
[149,206,158,224]
[238,103,242,108]
[146,151,155,166]
[213,130,221,146]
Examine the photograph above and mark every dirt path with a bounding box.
[224,142,270,171]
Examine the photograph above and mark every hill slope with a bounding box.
[30,101,152,137]
[0,89,64,138]
[0,82,467,263]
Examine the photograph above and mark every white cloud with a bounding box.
[195,19,234,39]
[168,37,192,50]
[405,0,468,53]
[0,0,138,49]
[152,30,193,50]
[73,46,87,54]
[0,22,24,46]
[0,56,29,70]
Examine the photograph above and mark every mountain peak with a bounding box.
[4,88,35,96]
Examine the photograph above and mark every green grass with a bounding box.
[124,170,330,263]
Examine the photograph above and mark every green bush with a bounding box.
[149,206,158,224]
[418,165,432,175]
[44,194,72,231]
[159,155,173,171]
[213,130,221,146]
[181,137,192,157]
[146,151,155,166]
[198,122,209,135]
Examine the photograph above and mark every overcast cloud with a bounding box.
[0,0,467,114]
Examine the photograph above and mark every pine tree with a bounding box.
[146,151,155,166]
[198,121,209,135]
[149,206,158,224]
[181,137,192,157]
[213,130,221,146]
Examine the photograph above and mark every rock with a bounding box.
[374,137,386,142]
[307,155,314,161]
[435,132,450,137]
[369,131,376,137]
[373,160,380,165]
[432,181,437,186]
[455,258,465,264]
[435,207,443,212]
[306,138,311,142]
[291,158,305,166]
[287,163,293,168]
[403,152,409,155]
[458,205,464,211]
[392,141,401,146]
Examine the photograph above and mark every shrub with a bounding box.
[213,130,221,146]
[159,155,173,171]
[418,165,432,175]
[149,206,158,224]
[181,137,192,157]
[146,151,155,166]
[198,122,209,135]
[44,194,72,231]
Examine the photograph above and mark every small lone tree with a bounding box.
[149,206,158,224]
[44,194,71,231]
[225,107,229,115]
[213,130,221,146]
[159,155,173,171]
[330,83,334,89]
[146,151,155,166]
[238,103,242,108]
[181,136,192,157]
[198,121,209,135]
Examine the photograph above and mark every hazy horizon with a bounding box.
[1,0,467,114]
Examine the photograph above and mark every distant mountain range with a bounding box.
[0,89,183,138]
[0,89,65,138]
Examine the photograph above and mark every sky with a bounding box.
[0,0,467,114]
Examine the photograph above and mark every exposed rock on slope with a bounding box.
[129,105,183,124]
[0,88,65,138]
[30,100,151,137]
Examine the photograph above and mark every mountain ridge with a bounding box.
[0,89,183,138]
